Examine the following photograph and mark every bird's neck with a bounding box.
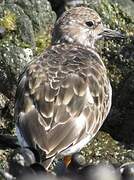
[52,36,95,50]
[52,31,95,49]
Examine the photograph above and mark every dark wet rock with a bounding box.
[103,73,134,146]
[118,73,134,110]
[54,155,121,180]
[120,162,134,180]
[48,0,65,17]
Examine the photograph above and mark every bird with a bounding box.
[14,6,123,170]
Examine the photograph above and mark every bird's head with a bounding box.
[52,6,124,48]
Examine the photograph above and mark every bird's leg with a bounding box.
[29,147,41,163]
[64,155,72,167]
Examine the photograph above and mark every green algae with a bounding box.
[82,131,134,165]
[35,31,51,55]
[0,10,16,31]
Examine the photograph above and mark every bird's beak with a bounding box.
[99,27,125,39]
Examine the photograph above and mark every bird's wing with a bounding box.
[15,45,111,158]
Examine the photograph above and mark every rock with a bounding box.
[0,0,56,168]
[0,44,33,99]
[0,0,55,99]
[95,0,134,147]
[118,73,134,110]
[0,0,56,48]
[109,0,134,17]
[65,0,134,18]
[14,0,56,32]
[104,73,134,146]
[0,94,8,110]
[64,0,101,8]
[0,0,55,100]
[48,0,65,17]
[120,162,134,180]
[48,0,101,17]
[48,0,134,19]
[82,131,134,165]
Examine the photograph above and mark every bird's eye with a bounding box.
[85,21,94,27]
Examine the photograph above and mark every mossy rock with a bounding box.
[0,0,56,97]
[109,0,134,17]
[94,0,134,89]
[79,0,134,163]
[0,0,56,134]
[82,131,134,165]
[0,0,56,168]
[0,0,56,50]
[54,0,134,17]
[93,0,134,145]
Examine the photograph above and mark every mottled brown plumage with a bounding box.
[15,7,123,168]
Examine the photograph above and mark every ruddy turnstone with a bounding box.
[15,7,123,169]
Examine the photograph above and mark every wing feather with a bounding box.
[15,45,111,158]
